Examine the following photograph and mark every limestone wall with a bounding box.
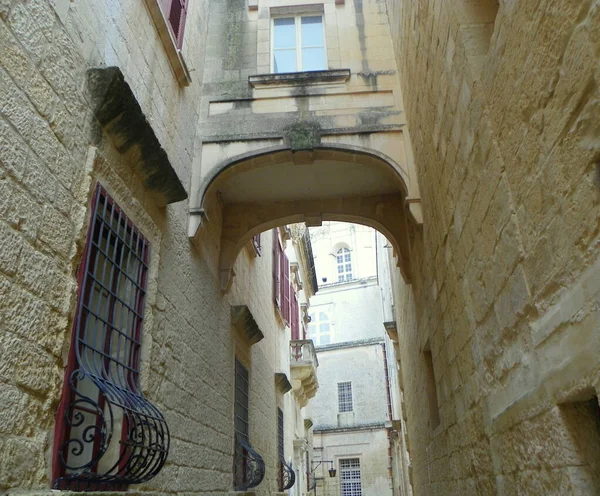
[0,1,311,494]
[386,0,600,494]
[314,428,393,496]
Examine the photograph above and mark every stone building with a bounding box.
[306,222,411,496]
[1,0,600,495]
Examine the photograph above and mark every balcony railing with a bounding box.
[290,340,318,407]
[290,340,319,367]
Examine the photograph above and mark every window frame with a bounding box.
[336,247,353,282]
[51,184,168,491]
[270,14,328,74]
[337,381,353,413]
[339,458,362,496]
[308,310,331,345]
[159,0,188,49]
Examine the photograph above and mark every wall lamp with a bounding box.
[311,459,336,477]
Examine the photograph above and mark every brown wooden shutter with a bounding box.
[282,254,290,324]
[273,229,281,308]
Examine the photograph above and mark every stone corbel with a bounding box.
[248,0,258,10]
[231,305,264,346]
[275,372,293,394]
[405,197,423,225]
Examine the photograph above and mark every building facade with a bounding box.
[2,0,600,495]
[307,222,409,496]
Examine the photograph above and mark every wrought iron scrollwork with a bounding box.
[279,456,295,491]
[234,435,265,491]
[54,367,170,490]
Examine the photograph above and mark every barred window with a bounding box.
[235,359,250,442]
[336,247,352,282]
[234,359,265,491]
[337,382,353,413]
[52,184,168,491]
[340,458,362,496]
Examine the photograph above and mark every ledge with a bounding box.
[231,305,264,346]
[275,372,293,394]
[384,321,398,341]
[86,67,188,205]
[248,69,351,88]
[143,0,192,86]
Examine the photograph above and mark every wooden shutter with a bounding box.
[161,0,188,49]
[273,229,281,308]
[282,253,290,324]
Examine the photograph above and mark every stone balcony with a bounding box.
[290,340,319,407]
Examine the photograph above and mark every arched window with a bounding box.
[308,311,331,345]
[336,247,353,282]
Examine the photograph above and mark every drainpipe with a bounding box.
[382,343,394,482]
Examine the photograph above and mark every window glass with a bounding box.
[301,16,324,46]
[273,18,297,73]
[302,47,326,71]
[273,15,326,73]
[308,310,331,345]
[336,247,353,282]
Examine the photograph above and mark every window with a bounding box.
[338,382,353,413]
[307,311,331,345]
[277,408,295,490]
[340,459,362,496]
[234,359,265,490]
[555,396,600,487]
[423,345,440,429]
[52,184,168,490]
[273,230,291,324]
[272,15,327,73]
[159,0,188,48]
[336,247,353,282]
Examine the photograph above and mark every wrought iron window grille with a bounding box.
[279,456,296,491]
[52,185,169,491]
[234,434,266,491]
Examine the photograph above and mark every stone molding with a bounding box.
[231,305,265,346]
[86,67,188,205]
[248,69,351,88]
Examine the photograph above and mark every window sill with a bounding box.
[143,0,192,87]
[248,69,351,88]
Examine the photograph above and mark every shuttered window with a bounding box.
[160,0,188,48]
[273,230,291,325]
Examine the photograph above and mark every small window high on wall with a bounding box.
[272,15,327,73]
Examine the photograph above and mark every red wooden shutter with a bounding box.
[162,0,188,49]
[282,254,290,324]
[273,229,281,308]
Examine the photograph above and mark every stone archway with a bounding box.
[188,144,419,291]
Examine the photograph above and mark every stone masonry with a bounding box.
[386,0,600,494]
[2,0,600,495]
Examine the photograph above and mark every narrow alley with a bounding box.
[0,0,599,495]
